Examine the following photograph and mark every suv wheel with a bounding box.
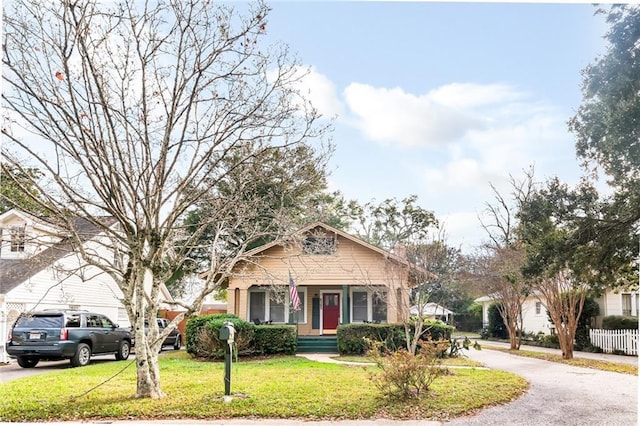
[115,340,130,360]
[17,356,39,368]
[71,343,91,367]
[173,335,182,350]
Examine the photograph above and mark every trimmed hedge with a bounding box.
[602,315,639,330]
[336,321,454,355]
[253,325,297,355]
[337,324,404,355]
[185,314,296,359]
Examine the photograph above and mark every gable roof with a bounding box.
[244,221,409,264]
[199,221,414,282]
[0,213,118,294]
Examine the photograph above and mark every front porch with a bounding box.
[227,284,403,336]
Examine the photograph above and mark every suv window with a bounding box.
[100,316,115,328]
[87,315,102,328]
[65,314,82,328]
[15,315,64,328]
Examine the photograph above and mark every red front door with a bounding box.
[322,293,340,331]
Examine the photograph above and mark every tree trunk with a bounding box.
[557,326,575,360]
[135,343,165,398]
[133,267,165,398]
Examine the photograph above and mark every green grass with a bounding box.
[484,345,638,375]
[0,351,527,422]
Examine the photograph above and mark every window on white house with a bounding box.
[535,302,542,315]
[10,226,26,252]
[372,293,387,323]
[622,294,632,316]
[353,291,368,322]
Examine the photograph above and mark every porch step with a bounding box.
[297,336,338,353]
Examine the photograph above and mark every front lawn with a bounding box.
[0,352,527,422]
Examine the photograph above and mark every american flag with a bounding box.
[289,272,301,311]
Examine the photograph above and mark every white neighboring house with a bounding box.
[0,208,173,363]
[476,288,639,335]
[475,294,555,335]
[593,289,639,327]
[410,302,454,324]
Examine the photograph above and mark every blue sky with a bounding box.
[271,2,608,251]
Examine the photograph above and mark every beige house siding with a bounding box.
[225,226,411,336]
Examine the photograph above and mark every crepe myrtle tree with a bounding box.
[473,169,536,350]
[2,0,330,398]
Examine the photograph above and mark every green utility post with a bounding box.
[219,321,235,396]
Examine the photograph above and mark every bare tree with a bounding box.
[476,168,535,349]
[403,233,461,355]
[2,0,329,398]
[533,270,588,359]
[471,245,529,349]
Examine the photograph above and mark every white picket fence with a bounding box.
[589,329,638,356]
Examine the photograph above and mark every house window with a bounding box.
[269,293,285,323]
[622,294,632,316]
[249,288,305,324]
[352,291,368,322]
[118,307,128,322]
[373,293,387,323]
[291,290,306,323]
[535,302,542,315]
[302,236,335,255]
[10,226,26,252]
[249,292,266,323]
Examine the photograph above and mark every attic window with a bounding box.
[302,236,335,255]
[10,226,26,252]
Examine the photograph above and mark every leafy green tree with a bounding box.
[567,4,639,289]
[0,163,45,214]
[350,195,437,251]
[569,5,640,187]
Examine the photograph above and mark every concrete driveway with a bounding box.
[0,354,122,383]
[446,348,638,425]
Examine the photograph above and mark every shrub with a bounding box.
[253,325,297,355]
[454,304,483,332]
[186,314,255,359]
[487,303,509,339]
[337,324,405,355]
[602,315,639,330]
[366,338,451,400]
[336,321,453,355]
[540,334,559,348]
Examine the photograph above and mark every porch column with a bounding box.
[341,285,350,324]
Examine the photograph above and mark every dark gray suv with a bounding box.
[6,310,132,368]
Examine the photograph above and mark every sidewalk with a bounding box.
[473,339,638,366]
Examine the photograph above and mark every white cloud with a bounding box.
[427,83,525,109]
[288,66,344,119]
[343,83,484,148]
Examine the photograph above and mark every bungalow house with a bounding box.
[220,222,416,336]
[0,208,173,363]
